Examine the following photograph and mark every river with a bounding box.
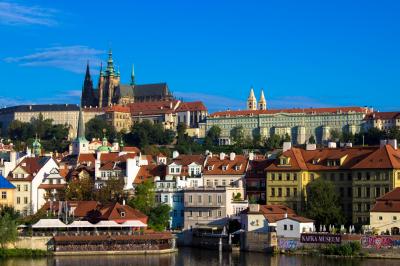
[1,248,399,266]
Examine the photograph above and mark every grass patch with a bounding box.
[0,248,50,258]
[321,242,361,256]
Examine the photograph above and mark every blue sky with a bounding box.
[0,0,400,112]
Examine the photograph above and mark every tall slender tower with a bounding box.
[258,89,267,110]
[72,108,89,155]
[247,87,257,110]
[81,62,96,107]
[130,64,135,86]
[98,49,120,107]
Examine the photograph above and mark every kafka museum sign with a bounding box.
[300,234,341,244]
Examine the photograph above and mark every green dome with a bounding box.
[32,139,41,148]
[97,145,111,152]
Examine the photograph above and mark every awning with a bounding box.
[121,220,147,227]
[67,221,94,228]
[32,219,67,228]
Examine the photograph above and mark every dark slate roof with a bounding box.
[0,104,80,114]
[0,174,15,189]
[117,85,134,98]
[133,83,171,97]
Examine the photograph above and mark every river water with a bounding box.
[1,248,398,266]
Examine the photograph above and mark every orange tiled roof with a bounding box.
[209,107,370,118]
[366,112,400,120]
[371,188,400,213]
[246,205,297,223]
[8,157,50,181]
[204,154,248,175]
[134,164,165,184]
[104,105,130,113]
[177,101,207,112]
[128,100,180,116]
[351,145,400,169]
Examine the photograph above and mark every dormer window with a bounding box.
[208,166,213,171]
[222,165,228,171]
[312,159,319,165]
[120,211,125,217]
[235,165,241,171]
[279,157,291,166]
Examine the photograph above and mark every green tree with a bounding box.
[125,120,174,148]
[264,134,281,150]
[0,213,18,248]
[281,133,291,144]
[308,135,316,144]
[129,180,155,215]
[305,178,345,227]
[204,125,221,146]
[148,204,171,231]
[355,127,385,146]
[387,126,400,143]
[329,129,341,142]
[30,113,53,139]
[95,177,125,203]
[86,116,117,141]
[231,126,244,146]
[65,176,95,201]
[340,131,355,143]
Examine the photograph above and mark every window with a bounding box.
[347,173,352,181]
[120,211,125,217]
[198,211,202,217]
[290,225,293,230]
[218,210,222,217]
[358,187,362,197]
[24,197,28,204]
[170,168,175,173]
[189,195,193,203]
[366,172,370,181]
[17,185,20,192]
[330,173,335,181]
[198,195,202,203]
[24,185,28,191]
[189,211,193,217]
[271,188,275,197]
[348,187,352,197]
[214,180,219,187]
[278,174,282,181]
[286,188,290,197]
[206,180,211,187]
[217,195,222,204]
[284,224,287,230]
[366,187,370,198]
[278,188,282,197]
[393,216,397,221]
[208,195,212,204]
[293,188,297,197]
[357,172,362,180]
[208,210,212,217]
[286,173,290,181]
[340,173,344,181]
[1,191,6,199]
[271,173,275,181]
[17,197,20,204]
[222,180,226,186]
[293,173,297,181]
[222,166,227,171]
[164,195,168,202]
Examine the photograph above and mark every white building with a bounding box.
[276,216,314,238]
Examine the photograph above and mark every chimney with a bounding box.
[388,139,398,150]
[229,152,236,161]
[380,139,387,148]
[284,212,288,218]
[122,199,126,206]
[283,142,292,152]
[10,151,17,163]
[172,151,179,159]
[328,142,337,148]
[219,152,225,161]
[248,152,254,161]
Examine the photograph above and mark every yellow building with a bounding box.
[264,143,400,225]
[0,174,15,208]
[370,187,400,235]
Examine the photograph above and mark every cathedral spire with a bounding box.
[258,88,267,110]
[77,108,86,140]
[247,86,257,110]
[130,64,135,85]
[84,61,92,82]
[106,48,114,75]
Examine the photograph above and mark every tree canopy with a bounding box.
[128,180,171,231]
[85,116,117,141]
[0,213,18,248]
[305,178,345,227]
[65,176,95,201]
[124,120,174,149]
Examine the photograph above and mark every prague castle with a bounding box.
[81,49,173,108]
[206,87,373,145]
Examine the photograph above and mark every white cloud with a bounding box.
[4,45,104,73]
[0,1,58,26]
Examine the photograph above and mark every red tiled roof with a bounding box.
[104,105,130,113]
[177,101,207,112]
[99,202,148,223]
[134,164,165,184]
[8,157,50,181]
[276,215,314,223]
[265,148,307,172]
[351,145,400,169]
[254,205,297,223]
[209,107,370,118]
[366,112,400,120]
[122,146,141,153]
[204,154,248,175]
[371,188,400,213]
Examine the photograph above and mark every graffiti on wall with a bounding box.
[278,239,302,250]
[361,236,400,249]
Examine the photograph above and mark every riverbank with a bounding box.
[0,248,50,258]
[281,248,400,260]
[54,248,178,256]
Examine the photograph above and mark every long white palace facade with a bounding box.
[206,87,373,145]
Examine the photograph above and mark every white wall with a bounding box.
[276,218,313,238]
[241,213,269,232]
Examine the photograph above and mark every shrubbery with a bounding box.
[322,242,361,256]
[0,248,49,258]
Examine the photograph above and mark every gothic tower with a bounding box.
[81,62,97,107]
[98,49,120,107]
[247,87,257,110]
[258,89,267,110]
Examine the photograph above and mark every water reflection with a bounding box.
[1,248,400,266]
